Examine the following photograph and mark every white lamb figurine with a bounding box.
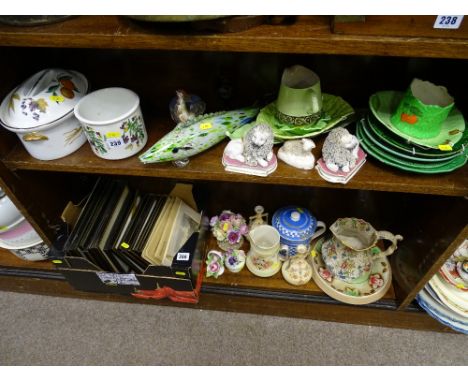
[278,138,316,170]
[224,138,245,163]
[322,127,359,173]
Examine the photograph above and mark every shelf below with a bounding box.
[3,117,467,197]
[0,275,455,333]
[0,16,467,59]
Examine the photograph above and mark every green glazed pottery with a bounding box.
[276,65,322,126]
[360,118,463,163]
[366,114,467,159]
[257,94,354,141]
[356,121,467,174]
[369,91,465,151]
[390,79,454,140]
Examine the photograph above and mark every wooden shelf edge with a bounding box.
[4,124,467,198]
[0,16,467,59]
[0,275,457,333]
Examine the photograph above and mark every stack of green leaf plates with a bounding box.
[256,94,355,141]
[356,117,467,174]
[369,91,465,151]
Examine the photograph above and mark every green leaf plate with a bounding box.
[257,93,355,141]
[367,114,467,159]
[356,121,467,174]
[360,118,465,163]
[369,91,465,150]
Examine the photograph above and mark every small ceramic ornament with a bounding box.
[206,250,224,278]
[223,123,278,177]
[248,205,268,230]
[281,244,313,286]
[322,127,359,173]
[224,249,246,273]
[139,107,258,164]
[169,90,206,124]
[278,138,316,170]
[210,210,249,251]
[316,127,366,184]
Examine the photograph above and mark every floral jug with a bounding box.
[321,218,403,284]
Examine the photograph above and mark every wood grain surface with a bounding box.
[0,16,467,59]
[3,117,467,197]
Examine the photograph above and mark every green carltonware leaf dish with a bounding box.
[369,91,465,150]
[356,121,467,174]
[360,118,465,163]
[366,114,467,159]
[257,93,355,141]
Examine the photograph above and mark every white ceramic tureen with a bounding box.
[0,68,89,160]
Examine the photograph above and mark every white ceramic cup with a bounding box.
[74,87,148,160]
[0,191,23,232]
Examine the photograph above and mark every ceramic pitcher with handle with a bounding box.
[321,218,403,284]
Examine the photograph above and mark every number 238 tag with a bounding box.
[434,15,464,29]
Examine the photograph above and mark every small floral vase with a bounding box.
[217,236,244,251]
[225,249,246,273]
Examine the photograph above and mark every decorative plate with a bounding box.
[439,253,468,292]
[429,273,468,314]
[369,91,465,150]
[309,238,392,305]
[357,122,467,174]
[417,288,468,334]
[360,118,464,163]
[366,115,467,159]
[256,94,354,141]
[0,219,42,249]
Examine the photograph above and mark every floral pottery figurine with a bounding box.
[248,205,268,231]
[205,250,224,278]
[281,244,312,286]
[169,90,206,124]
[210,210,249,251]
[224,249,246,273]
[310,238,393,305]
[278,138,316,170]
[246,224,281,277]
[139,107,259,164]
[322,127,359,173]
[321,217,403,284]
[272,206,326,257]
[223,123,277,177]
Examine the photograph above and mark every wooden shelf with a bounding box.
[3,117,467,197]
[0,247,55,270]
[0,16,467,59]
[0,275,455,332]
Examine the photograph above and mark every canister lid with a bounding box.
[0,68,88,130]
[272,206,317,242]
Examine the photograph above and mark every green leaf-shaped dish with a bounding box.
[257,93,355,141]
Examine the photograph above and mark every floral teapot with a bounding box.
[321,218,403,284]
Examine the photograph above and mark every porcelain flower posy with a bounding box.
[209,210,249,245]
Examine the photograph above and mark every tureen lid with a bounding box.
[0,68,88,129]
[272,206,317,242]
